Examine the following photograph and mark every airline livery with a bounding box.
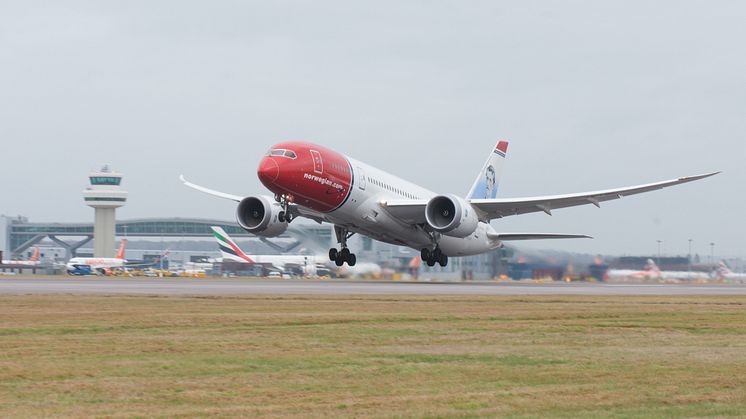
[66,240,128,274]
[211,225,381,277]
[182,141,717,267]
[2,246,40,266]
[212,226,325,275]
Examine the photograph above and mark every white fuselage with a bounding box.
[67,257,126,271]
[2,260,41,266]
[316,158,501,257]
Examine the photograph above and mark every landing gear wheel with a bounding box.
[329,248,338,262]
[348,253,356,267]
[335,257,344,267]
[421,247,447,267]
[438,254,448,267]
[340,248,350,260]
[277,194,294,223]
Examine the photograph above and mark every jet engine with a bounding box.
[236,196,288,237]
[425,194,479,238]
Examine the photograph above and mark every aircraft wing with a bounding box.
[180,175,243,202]
[382,172,718,223]
[487,233,592,241]
[181,175,325,223]
[381,200,429,224]
[469,172,718,220]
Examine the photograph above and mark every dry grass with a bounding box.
[1,294,746,417]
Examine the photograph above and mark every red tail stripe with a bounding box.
[225,238,255,263]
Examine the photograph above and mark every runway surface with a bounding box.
[1,277,746,295]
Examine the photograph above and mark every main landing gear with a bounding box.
[329,247,356,267]
[329,225,357,267]
[421,247,448,267]
[277,194,294,223]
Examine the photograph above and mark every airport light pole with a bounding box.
[710,242,715,265]
[656,240,663,267]
[688,239,693,277]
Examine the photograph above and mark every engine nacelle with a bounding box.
[236,195,288,237]
[425,194,479,238]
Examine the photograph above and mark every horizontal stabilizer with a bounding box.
[488,232,592,241]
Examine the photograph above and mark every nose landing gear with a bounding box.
[421,247,448,267]
[276,194,294,223]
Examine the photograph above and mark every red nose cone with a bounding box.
[257,157,279,183]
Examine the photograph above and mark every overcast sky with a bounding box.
[1,1,744,258]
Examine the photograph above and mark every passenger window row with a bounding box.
[366,176,420,200]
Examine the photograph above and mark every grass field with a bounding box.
[1,295,746,417]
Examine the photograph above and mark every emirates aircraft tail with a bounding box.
[115,240,127,260]
[211,227,255,263]
[467,140,508,200]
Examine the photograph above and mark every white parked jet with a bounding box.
[607,259,709,281]
[212,226,325,276]
[715,262,746,282]
[66,240,127,274]
[182,141,717,267]
[2,246,40,266]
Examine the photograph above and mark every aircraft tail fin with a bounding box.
[115,240,127,259]
[717,261,733,275]
[645,258,661,273]
[30,246,39,262]
[467,140,508,200]
[211,226,255,263]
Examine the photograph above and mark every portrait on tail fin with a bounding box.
[467,140,508,200]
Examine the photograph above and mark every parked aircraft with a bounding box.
[66,240,127,275]
[715,262,746,282]
[606,259,662,280]
[2,246,41,266]
[182,141,717,267]
[607,259,708,281]
[212,226,332,276]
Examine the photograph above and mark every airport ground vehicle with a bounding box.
[67,264,93,275]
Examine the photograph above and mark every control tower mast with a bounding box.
[82,165,128,258]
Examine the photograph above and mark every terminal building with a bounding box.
[0,214,513,279]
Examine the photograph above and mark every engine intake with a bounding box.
[236,195,288,237]
[425,194,479,238]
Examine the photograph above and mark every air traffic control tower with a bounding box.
[82,165,127,257]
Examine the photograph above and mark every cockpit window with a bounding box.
[266,149,297,159]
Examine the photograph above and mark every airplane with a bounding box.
[2,246,41,266]
[212,226,328,276]
[66,240,128,275]
[607,259,707,281]
[714,262,746,282]
[605,259,661,280]
[181,141,718,268]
